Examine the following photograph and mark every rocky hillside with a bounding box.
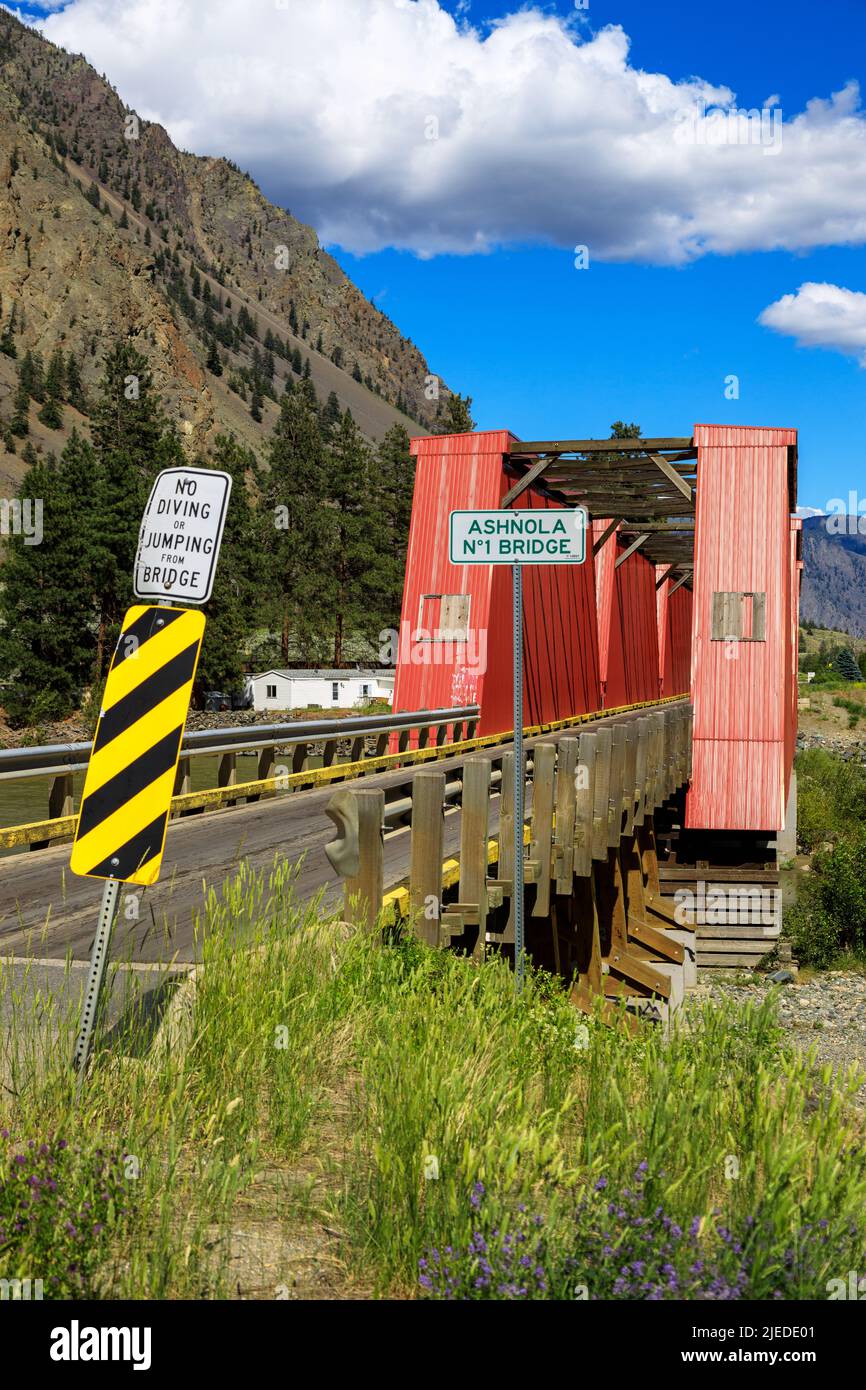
[0,9,455,493]
[800,516,866,638]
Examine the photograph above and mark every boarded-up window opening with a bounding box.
[711,591,766,642]
[416,593,471,642]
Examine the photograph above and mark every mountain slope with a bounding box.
[0,9,455,492]
[801,515,866,637]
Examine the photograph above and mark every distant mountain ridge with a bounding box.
[801,515,866,637]
[0,9,457,492]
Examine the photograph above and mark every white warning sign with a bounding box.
[134,467,232,604]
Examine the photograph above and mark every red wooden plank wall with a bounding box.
[391,430,511,726]
[686,424,797,831]
[656,569,693,697]
[393,432,600,736]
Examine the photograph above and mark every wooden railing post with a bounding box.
[409,769,445,947]
[218,752,237,806]
[498,751,515,942]
[591,727,612,862]
[459,757,491,960]
[554,737,579,894]
[345,788,385,931]
[607,725,626,847]
[530,743,556,917]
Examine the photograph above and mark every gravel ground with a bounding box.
[699,970,866,1107]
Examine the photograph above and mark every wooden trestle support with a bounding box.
[327,701,696,1024]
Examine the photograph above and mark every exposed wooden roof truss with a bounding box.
[503,435,698,580]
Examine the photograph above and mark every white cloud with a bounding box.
[30,0,866,261]
[759,283,866,366]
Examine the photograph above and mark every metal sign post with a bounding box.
[72,878,120,1094]
[449,505,588,994]
[512,563,525,993]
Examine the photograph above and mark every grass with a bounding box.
[2,858,865,1300]
[784,749,866,967]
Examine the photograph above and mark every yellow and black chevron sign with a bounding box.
[70,604,205,885]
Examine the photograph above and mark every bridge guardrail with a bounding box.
[0,705,480,851]
[0,695,689,854]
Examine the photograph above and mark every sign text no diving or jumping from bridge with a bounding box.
[135,467,232,604]
[70,605,205,885]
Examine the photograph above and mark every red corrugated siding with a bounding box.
[686,424,797,830]
[392,430,512,728]
[393,431,600,736]
[492,490,600,729]
[656,568,693,696]
[594,522,657,705]
[616,546,660,704]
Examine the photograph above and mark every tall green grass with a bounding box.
[2,858,864,1298]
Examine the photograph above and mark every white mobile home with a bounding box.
[247,669,394,713]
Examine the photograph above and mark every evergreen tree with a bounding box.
[320,389,341,437]
[0,432,102,723]
[10,373,30,437]
[65,352,87,412]
[38,347,65,428]
[260,382,332,664]
[19,350,45,402]
[0,303,17,358]
[370,422,414,630]
[119,207,129,229]
[432,391,475,434]
[89,340,184,680]
[194,435,258,696]
[835,647,861,681]
[206,339,223,376]
[323,410,379,666]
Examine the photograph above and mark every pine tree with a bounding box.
[19,350,45,402]
[433,391,475,434]
[37,346,65,428]
[0,432,102,723]
[194,435,258,696]
[10,370,30,438]
[320,390,341,437]
[206,339,223,376]
[835,648,861,681]
[119,207,129,229]
[65,352,87,412]
[89,340,184,680]
[0,302,17,358]
[371,422,414,630]
[260,383,332,664]
[323,410,379,666]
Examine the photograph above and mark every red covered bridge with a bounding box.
[392,424,800,961]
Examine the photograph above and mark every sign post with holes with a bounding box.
[449,507,587,992]
[71,467,231,1089]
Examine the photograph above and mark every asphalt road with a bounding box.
[0,741,517,963]
[0,706,669,965]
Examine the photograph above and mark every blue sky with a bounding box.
[19,0,866,508]
[335,0,866,509]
